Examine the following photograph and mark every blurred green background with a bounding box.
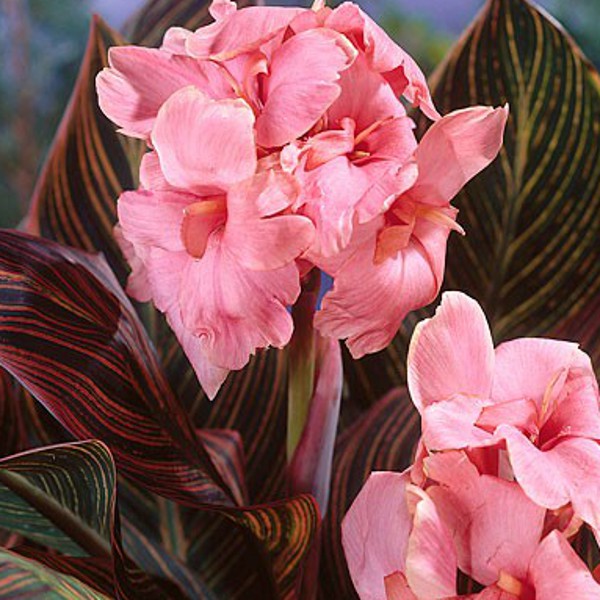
[1,0,598,229]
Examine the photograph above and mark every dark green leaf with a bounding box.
[0,441,185,599]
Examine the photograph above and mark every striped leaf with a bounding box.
[0,370,27,458]
[319,388,420,599]
[432,0,600,340]
[0,229,234,507]
[0,440,185,599]
[124,0,255,47]
[26,16,137,286]
[0,549,110,599]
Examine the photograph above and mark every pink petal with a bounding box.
[421,393,493,452]
[470,587,518,600]
[114,226,151,303]
[407,291,495,413]
[300,156,373,259]
[384,572,417,600]
[327,54,408,133]
[541,372,600,445]
[493,339,600,442]
[256,29,357,148]
[425,451,545,586]
[96,46,232,139]
[406,106,509,207]
[151,87,257,192]
[342,471,413,600]
[404,486,458,598]
[139,152,174,191]
[530,531,600,599]
[143,247,189,314]
[186,5,304,61]
[224,171,315,271]
[161,27,193,54]
[178,232,299,370]
[476,398,539,437]
[301,118,356,171]
[165,308,229,400]
[498,426,600,537]
[209,0,237,20]
[492,338,580,408]
[325,2,439,120]
[315,217,449,358]
[355,161,419,226]
[117,189,190,253]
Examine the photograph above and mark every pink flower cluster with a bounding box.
[343,292,600,599]
[97,0,507,398]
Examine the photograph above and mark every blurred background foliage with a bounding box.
[0,0,598,230]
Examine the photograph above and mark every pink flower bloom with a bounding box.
[314,107,508,358]
[343,452,600,599]
[342,471,458,600]
[408,291,600,539]
[116,88,314,398]
[96,1,357,147]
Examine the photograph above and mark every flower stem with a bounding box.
[287,268,320,463]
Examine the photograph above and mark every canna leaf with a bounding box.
[0,229,234,507]
[433,0,600,341]
[0,440,185,599]
[0,548,111,600]
[319,388,420,599]
[25,16,138,286]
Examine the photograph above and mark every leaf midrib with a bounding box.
[0,469,112,559]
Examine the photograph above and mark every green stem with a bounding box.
[287,269,320,463]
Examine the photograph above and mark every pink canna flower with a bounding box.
[343,453,600,599]
[408,291,600,541]
[116,87,314,398]
[342,470,458,600]
[314,107,509,358]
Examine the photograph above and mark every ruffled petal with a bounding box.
[406,106,509,207]
[178,232,300,370]
[425,451,545,586]
[117,189,190,252]
[492,338,580,408]
[96,46,232,139]
[530,531,600,600]
[342,471,412,600]
[300,157,373,259]
[325,2,439,120]
[186,5,305,61]
[152,87,257,192]
[404,486,458,598]
[327,54,408,132]
[315,217,450,358]
[421,393,493,451]
[139,151,174,191]
[498,427,600,538]
[224,171,315,270]
[114,226,151,303]
[165,308,229,400]
[256,29,357,148]
[407,291,495,413]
